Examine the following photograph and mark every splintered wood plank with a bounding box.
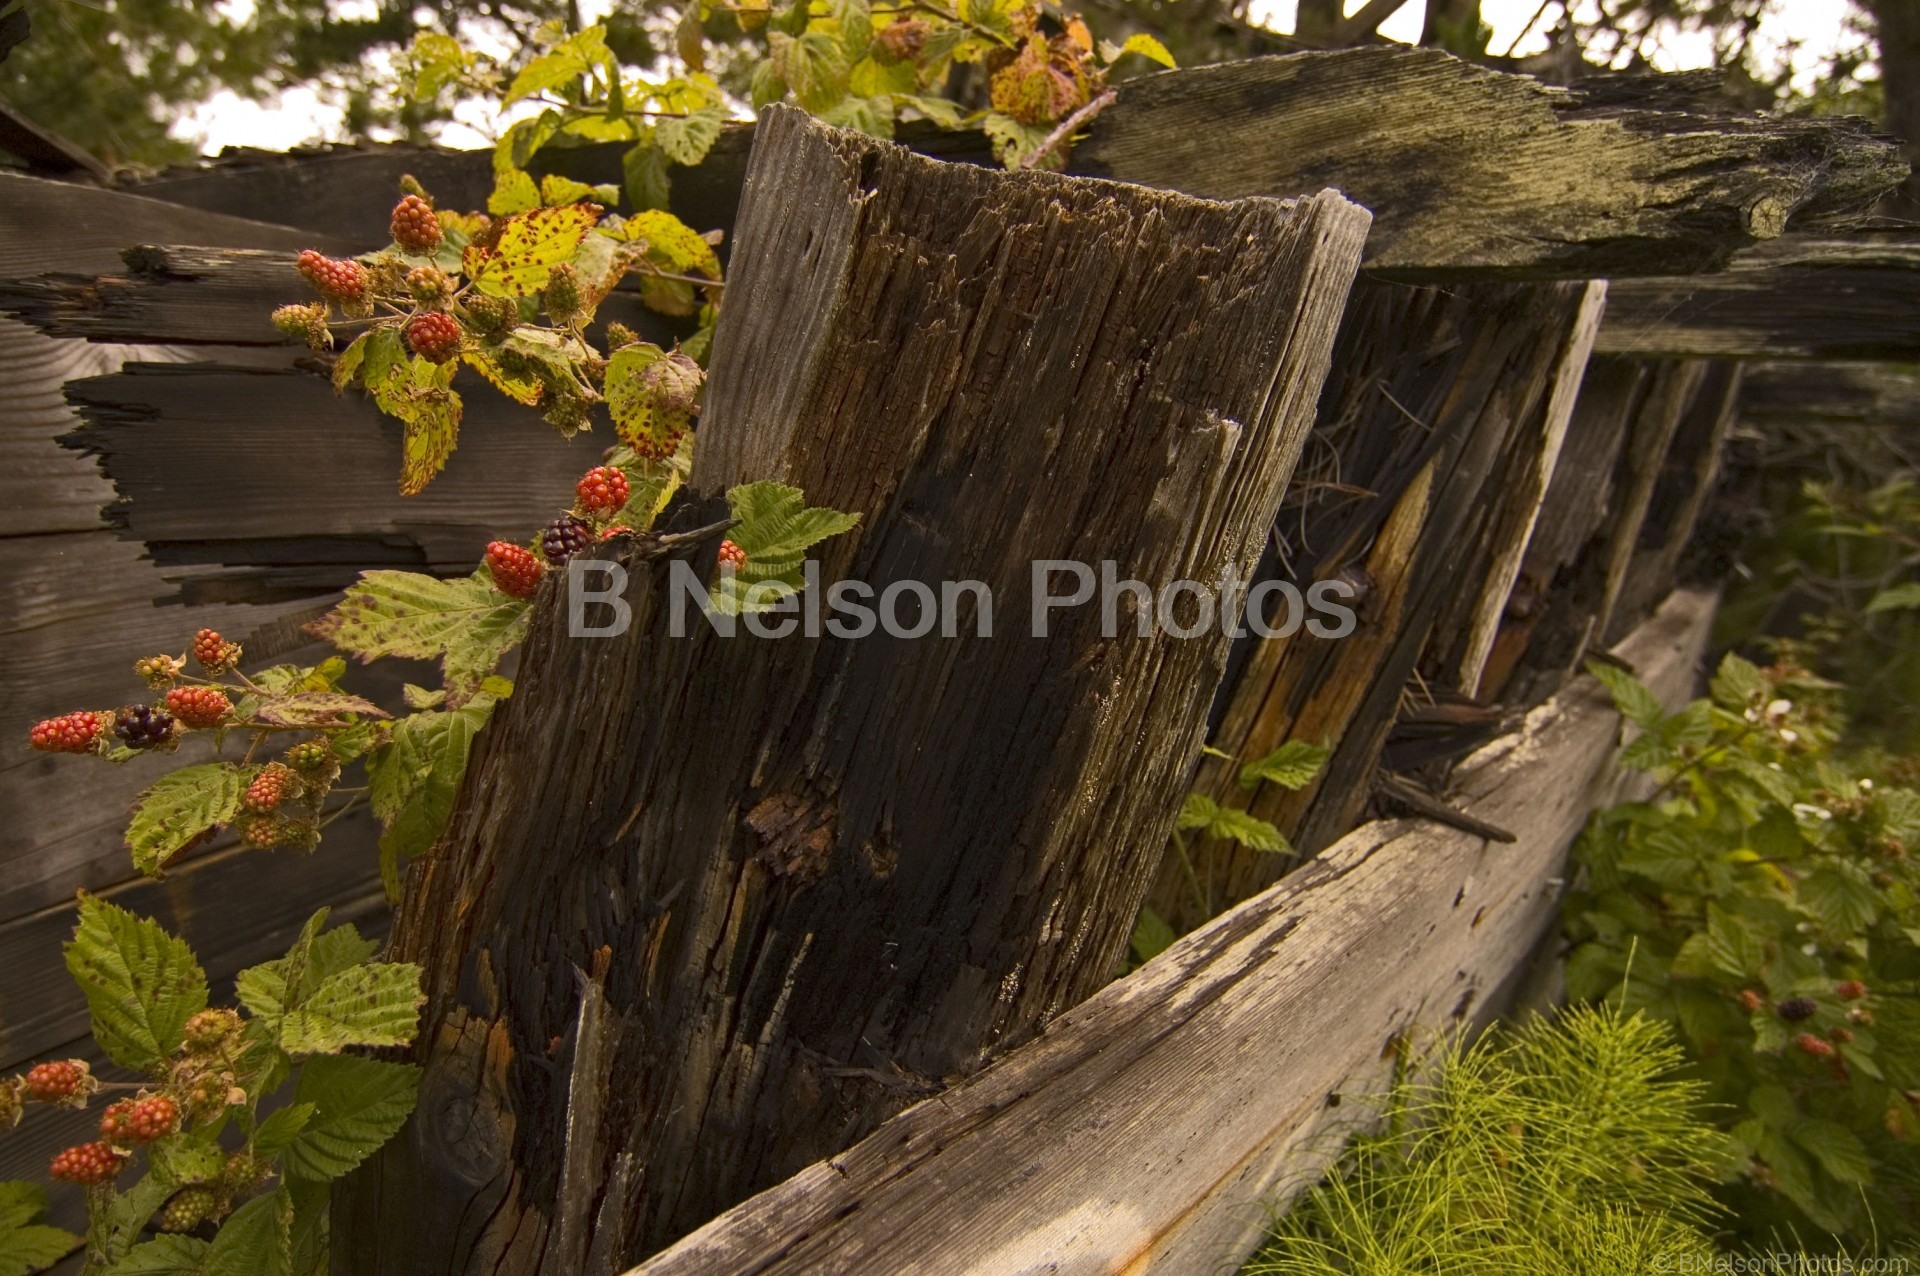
[634,589,1717,1276]
[1147,277,1602,933]
[1608,362,1742,640]
[1598,232,1920,359]
[128,52,1905,279]
[335,105,1371,1271]
[60,362,593,592]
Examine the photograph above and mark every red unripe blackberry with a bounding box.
[165,687,232,729]
[541,516,593,565]
[1737,988,1766,1014]
[1836,979,1868,1001]
[114,705,177,750]
[126,1094,179,1142]
[576,466,631,516]
[243,763,296,814]
[30,711,106,754]
[1794,1032,1835,1058]
[159,1185,217,1232]
[406,310,462,363]
[296,250,367,303]
[193,629,240,672]
[718,539,747,568]
[50,1141,123,1186]
[99,1099,138,1143]
[24,1059,90,1104]
[599,524,634,541]
[1831,1026,1855,1045]
[239,813,280,849]
[485,541,545,598]
[390,194,443,254]
[1777,996,1818,1022]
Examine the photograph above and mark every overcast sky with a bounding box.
[177,0,1868,154]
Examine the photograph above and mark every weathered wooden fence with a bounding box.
[0,43,1912,1270]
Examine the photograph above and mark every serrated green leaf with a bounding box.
[103,1234,212,1276]
[149,1134,227,1190]
[125,764,247,875]
[655,105,726,167]
[1790,1118,1873,1186]
[1587,659,1664,728]
[235,908,331,1028]
[503,25,610,106]
[253,692,387,728]
[0,1181,78,1276]
[623,140,672,211]
[284,1055,422,1182]
[204,1189,291,1276]
[1799,863,1880,933]
[1175,794,1289,853]
[608,433,693,533]
[254,1103,317,1159]
[709,481,861,615]
[279,961,425,1055]
[65,897,208,1070]
[1709,651,1765,709]
[91,1173,174,1270]
[365,695,498,876]
[310,569,529,698]
[1239,740,1328,791]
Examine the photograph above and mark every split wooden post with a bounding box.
[1148,278,1602,932]
[334,106,1370,1270]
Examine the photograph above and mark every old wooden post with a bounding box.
[335,106,1370,1270]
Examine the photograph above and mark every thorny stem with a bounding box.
[1020,88,1118,169]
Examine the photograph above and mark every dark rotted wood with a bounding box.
[634,590,1717,1276]
[61,362,594,594]
[132,50,1906,278]
[1495,358,1706,707]
[1607,362,1742,639]
[0,99,109,182]
[1596,233,1920,360]
[335,106,1370,1271]
[1147,278,1602,934]
[1738,361,1920,431]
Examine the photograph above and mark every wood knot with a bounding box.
[1743,194,1789,240]
[746,792,839,883]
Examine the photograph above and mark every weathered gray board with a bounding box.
[634,588,1716,1276]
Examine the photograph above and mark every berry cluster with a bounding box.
[1835,979,1868,1001]
[182,1008,243,1053]
[718,539,748,568]
[406,310,462,364]
[193,628,240,672]
[244,763,298,814]
[541,516,593,565]
[24,1060,92,1106]
[576,466,630,516]
[1776,996,1817,1022]
[49,1141,123,1186]
[159,1185,217,1233]
[296,250,367,304]
[486,541,546,599]
[99,1094,178,1144]
[391,194,443,254]
[114,705,177,751]
[29,711,105,754]
[135,654,184,688]
[165,686,232,729]
[1794,1032,1835,1058]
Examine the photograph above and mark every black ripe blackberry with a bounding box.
[114,705,176,750]
[541,515,593,565]
[1777,996,1818,1022]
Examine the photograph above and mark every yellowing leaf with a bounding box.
[468,204,601,299]
[488,168,540,216]
[1119,33,1175,68]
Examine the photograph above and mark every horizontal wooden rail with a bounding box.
[633,588,1716,1276]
